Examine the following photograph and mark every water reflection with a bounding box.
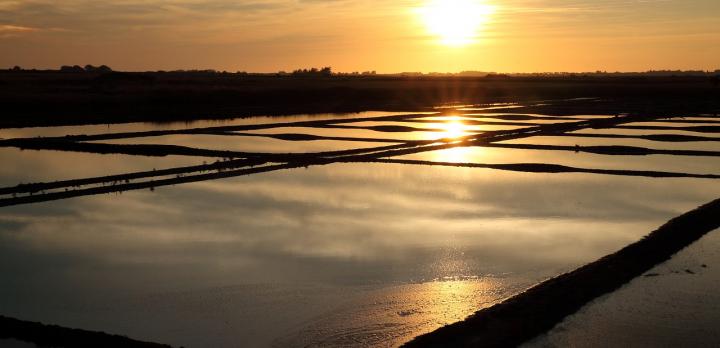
[436,120,468,139]
[571,128,718,137]
[431,146,476,162]
[500,136,720,152]
[93,134,391,154]
[277,278,518,347]
[0,148,203,187]
[0,111,424,140]
[404,147,720,175]
[2,110,720,347]
[2,161,719,347]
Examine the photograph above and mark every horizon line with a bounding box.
[4,65,720,76]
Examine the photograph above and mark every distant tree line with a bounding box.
[59,65,113,73]
[158,69,220,74]
[336,71,377,76]
[2,66,719,81]
[286,67,333,76]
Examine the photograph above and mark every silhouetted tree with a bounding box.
[84,64,112,73]
[97,65,112,73]
[60,65,84,73]
[291,67,333,76]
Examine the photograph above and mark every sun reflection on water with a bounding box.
[429,119,472,140]
[427,119,478,162]
[442,120,467,139]
[433,146,475,163]
[420,278,504,327]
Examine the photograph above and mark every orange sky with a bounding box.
[1,0,719,73]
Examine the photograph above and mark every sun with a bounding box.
[417,0,495,46]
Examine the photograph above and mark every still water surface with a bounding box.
[1,112,719,347]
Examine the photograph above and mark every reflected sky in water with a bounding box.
[245,126,445,141]
[0,111,422,140]
[501,136,720,152]
[400,145,720,175]
[570,127,720,137]
[1,113,720,347]
[94,134,392,154]
[0,148,203,187]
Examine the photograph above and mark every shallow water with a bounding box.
[0,111,428,140]
[397,147,720,175]
[0,147,204,186]
[414,115,587,124]
[526,228,720,347]
[1,111,719,347]
[570,127,720,137]
[92,134,392,154]
[342,120,527,132]
[626,121,720,127]
[243,126,473,141]
[499,135,720,152]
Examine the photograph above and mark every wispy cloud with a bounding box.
[0,24,36,31]
[0,23,38,37]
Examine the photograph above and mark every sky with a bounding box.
[1,0,719,73]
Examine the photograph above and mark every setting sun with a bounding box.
[417,0,495,46]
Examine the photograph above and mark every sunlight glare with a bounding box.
[429,120,475,162]
[431,119,471,140]
[434,146,475,163]
[441,120,467,139]
[417,0,495,46]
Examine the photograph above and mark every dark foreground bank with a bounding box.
[1,71,718,128]
[0,316,172,348]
